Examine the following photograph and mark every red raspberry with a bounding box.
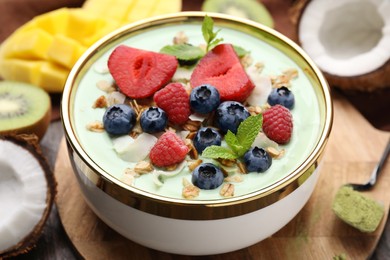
[149,131,189,167]
[154,82,191,125]
[262,105,293,144]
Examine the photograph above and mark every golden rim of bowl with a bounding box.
[61,11,333,220]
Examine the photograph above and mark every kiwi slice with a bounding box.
[202,0,274,28]
[0,134,56,258]
[0,81,51,139]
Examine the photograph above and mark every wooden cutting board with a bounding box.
[54,93,390,259]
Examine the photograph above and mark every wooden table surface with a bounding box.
[3,0,389,259]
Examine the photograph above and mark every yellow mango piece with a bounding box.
[66,9,119,46]
[125,0,158,22]
[150,0,182,15]
[0,59,41,84]
[82,0,110,15]
[32,8,69,35]
[47,35,87,69]
[35,62,68,92]
[83,0,136,22]
[0,59,67,92]
[2,28,53,60]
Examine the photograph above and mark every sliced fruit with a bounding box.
[0,60,68,93]
[0,134,56,258]
[82,0,182,24]
[47,35,87,70]
[108,45,178,99]
[201,0,274,28]
[32,7,69,35]
[295,0,390,91]
[0,1,183,93]
[126,0,159,22]
[2,28,53,60]
[0,81,51,140]
[65,9,119,46]
[190,44,255,102]
[0,8,119,93]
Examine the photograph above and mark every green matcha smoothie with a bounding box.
[72,23,322,200]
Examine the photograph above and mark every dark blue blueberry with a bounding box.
[267,86,295,109]
[140,107,168,134]
[103,104,136,135]
[192,163,224,190]
[190,84,220,114]
[243,147,272,173]
[193,127,222,153]
[214,101,250,134]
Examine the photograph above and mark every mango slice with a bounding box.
[0,0,182,93]
[47,35,87,70]
[83,0,182,24]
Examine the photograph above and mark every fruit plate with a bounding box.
[55,93,390,259]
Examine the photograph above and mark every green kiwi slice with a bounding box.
[0,81,51,139]
[201,0,274,28]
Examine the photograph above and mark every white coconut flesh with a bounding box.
[0,139,48,254]
[298,0,390,77]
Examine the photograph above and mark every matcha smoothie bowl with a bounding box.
[61,12,332,255]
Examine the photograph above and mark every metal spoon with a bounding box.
[347,138,390,191]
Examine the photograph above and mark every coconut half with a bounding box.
[295,0,390,91]
[0,134,56,258]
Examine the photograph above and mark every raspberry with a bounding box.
[262,105,293,144]
[149,131,189,167]
[154,82,191,125]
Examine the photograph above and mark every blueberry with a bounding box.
[214,101,250,134]
[243,147,272,173]
[190,84,220,114]
[267,86,295,109]
[140,107,168,134]
[193,127,222,153]
[192,163,224,190]
[103,104,136,135]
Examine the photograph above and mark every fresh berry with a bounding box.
[190,44,255,102]
[214,101,250,134]
[191,163,224,190]
[140,107,168,134]
[262,105,293,144]
[190,84,220,114]
[149,131,189,167]
[108,45,178,99]
[243,147,272,173]
[154,82,191,125]
[103,104,136,135]
[267,86,295,109]
[193,127,222,153]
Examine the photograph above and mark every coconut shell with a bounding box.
[290,0,390,92]
[0,134,57,258]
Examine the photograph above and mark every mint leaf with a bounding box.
[202,145,238,159]
[233,45,250,58]
[160,44,204,61]
[236,114,263,156]
[224,130,242,154]
[202,15,223,52]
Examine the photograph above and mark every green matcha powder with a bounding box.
[332,186,384,232]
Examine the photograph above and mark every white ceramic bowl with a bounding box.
[61,12,332,255]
